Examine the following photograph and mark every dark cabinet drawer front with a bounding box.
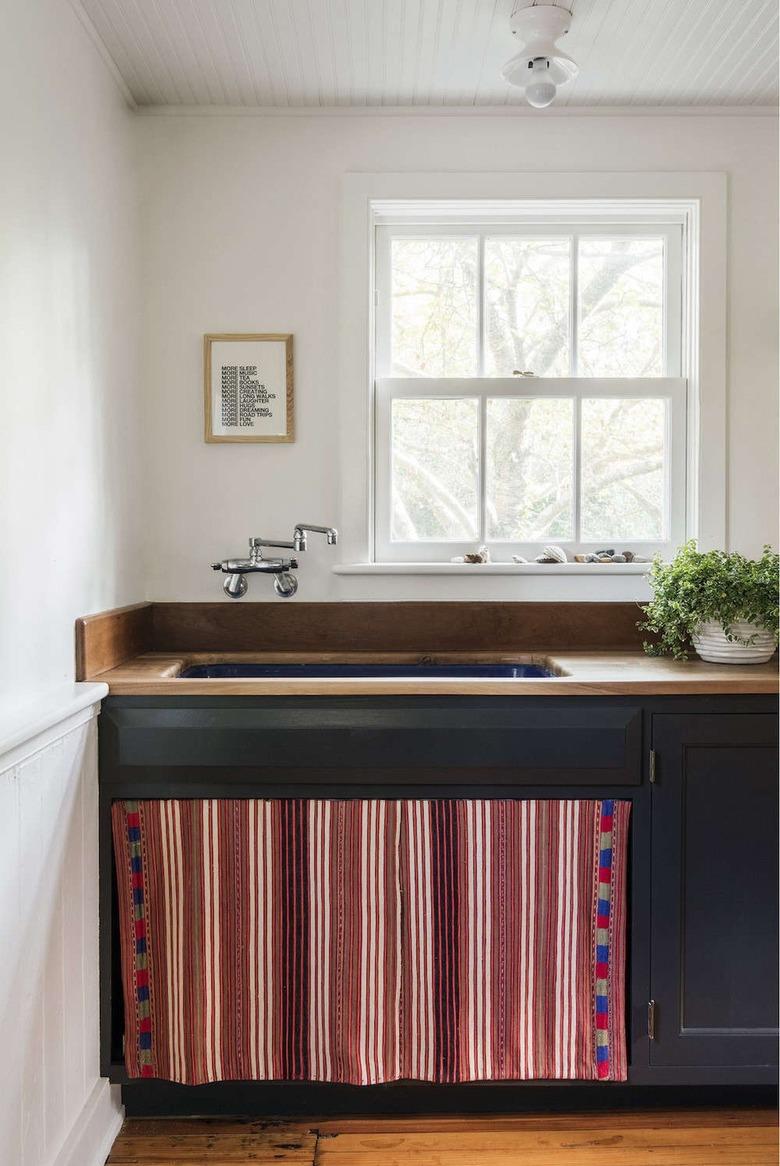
[103,702,642,785]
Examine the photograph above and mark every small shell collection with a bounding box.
[453,545,649,565]
[574,548,649,564]
[534,545,649,564]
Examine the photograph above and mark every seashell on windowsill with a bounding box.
[450,545,491,564]
[535,544,568,564]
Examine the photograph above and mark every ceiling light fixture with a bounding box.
[502,4,578,109]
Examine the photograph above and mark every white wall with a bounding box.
[138,111,778,603]
[0,2,142,1162]
[0,0,145,703]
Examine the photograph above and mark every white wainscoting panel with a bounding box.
[0,687,122,1166]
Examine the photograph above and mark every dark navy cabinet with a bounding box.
[649,713,778,1072]
[99,693,778,1111]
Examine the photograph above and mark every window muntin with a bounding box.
[374,217,686,563]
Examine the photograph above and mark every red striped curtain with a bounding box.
[113,798,629,1085]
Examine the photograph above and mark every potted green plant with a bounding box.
[639,541,779,663]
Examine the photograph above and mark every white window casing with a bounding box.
[336,175,727,580]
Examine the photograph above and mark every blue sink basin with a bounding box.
[180,661,556,679]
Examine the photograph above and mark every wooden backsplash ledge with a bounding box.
[77,601,647,679]
[76,602,154,679]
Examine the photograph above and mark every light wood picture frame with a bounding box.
[204,333,294,443]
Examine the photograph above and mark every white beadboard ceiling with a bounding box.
[77,0,779,110]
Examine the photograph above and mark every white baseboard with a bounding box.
[50,1079,124,1166]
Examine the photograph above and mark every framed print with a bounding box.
[204,333,294,443]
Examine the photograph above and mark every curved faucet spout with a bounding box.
[293,524,339,552]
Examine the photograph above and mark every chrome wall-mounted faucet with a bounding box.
[211,523,338,599]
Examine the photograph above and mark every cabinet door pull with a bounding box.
[649,749,657,783]
[648,999,656,1040]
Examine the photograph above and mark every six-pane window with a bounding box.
[374,217,686,563]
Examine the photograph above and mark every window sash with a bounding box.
[374,376,687,563]
[375,221,683,380]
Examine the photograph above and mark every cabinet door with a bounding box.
[650,714,778,1068]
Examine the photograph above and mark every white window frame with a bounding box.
[373,214,686,563]
[335,175,727,582]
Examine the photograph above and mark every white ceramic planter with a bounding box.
[691,620,777,664]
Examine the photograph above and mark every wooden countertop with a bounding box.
[92,651,778,696]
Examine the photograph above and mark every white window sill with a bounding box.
[333,561,652,576]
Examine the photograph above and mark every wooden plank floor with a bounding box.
[108,1109,778,1165]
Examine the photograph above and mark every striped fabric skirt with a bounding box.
[113,798,629,1085]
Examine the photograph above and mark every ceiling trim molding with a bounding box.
[68,0,137,111]
[133,103,778,119]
